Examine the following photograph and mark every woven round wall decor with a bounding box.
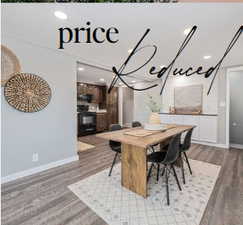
[1,45,21,86]
[4,73,52,113]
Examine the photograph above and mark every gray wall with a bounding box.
[217,68,227,145]
[229,71,243,145]
[122,87,134,126]
[1,36,77,177]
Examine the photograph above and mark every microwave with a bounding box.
[78,94,92,103]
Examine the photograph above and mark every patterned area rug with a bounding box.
[69,160,221,225]
[77,141,95,152]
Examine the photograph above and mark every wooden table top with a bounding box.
[97,124,194,148]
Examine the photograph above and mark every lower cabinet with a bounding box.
[199,116,217,143]
[160,114,218,143]
[96,113,107,132]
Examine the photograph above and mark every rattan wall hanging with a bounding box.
[4,73,52,113]
[1,45,21,86]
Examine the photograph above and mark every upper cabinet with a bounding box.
[106,87,119,127]
[77,82,106,105]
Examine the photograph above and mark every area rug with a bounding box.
[69,160,221,225]
[77,141,95,152]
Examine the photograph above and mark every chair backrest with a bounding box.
[181,128,194,152]
[109,124,122,150]
[162,133,181,164]
[132,121,142,127]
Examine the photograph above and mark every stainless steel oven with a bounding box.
[78,111,96,136]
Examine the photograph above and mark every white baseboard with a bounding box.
[192,140,228,149]
[230,143,243,150]
[1,155,79,184]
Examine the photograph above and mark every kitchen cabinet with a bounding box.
[77,82,105,105]
[77,83,87,95]
[199,116,217,143]
[183,115,200,140]
[159,113,218,143]
[96,113,108,132]
[106,87,118,129]
[77,82,119,132]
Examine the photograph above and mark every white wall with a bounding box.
[133,72,229,145]
[217,68,227,145]
[1,36,77,178]
[134,74,218,119]
[134,81,162,124]
[161,75,218,114]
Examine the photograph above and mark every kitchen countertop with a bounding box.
[159,112,218,116]
[88,110,107,113]
[77,111,107,113]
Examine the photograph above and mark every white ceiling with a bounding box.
[2,3,243,84]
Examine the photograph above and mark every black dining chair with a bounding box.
[132,121,142,127]
[147,133,182,205]
[108,124,122,176]
[180,128,194,184]
[131,121,158,153]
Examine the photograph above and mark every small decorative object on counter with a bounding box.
[4,73,52,113]
[146,94,162,124]
[169,106,175,114]
[1,45,21,86]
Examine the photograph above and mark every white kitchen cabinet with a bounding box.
[160,114,173,124]
[159,114,218,143]
[183,115,200,140]
[170,115,184,125]
[199,116,217,143]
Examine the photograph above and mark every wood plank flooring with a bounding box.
[1,136,243,225]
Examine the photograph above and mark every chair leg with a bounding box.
[151,146,155,152]
[181,156,185,184]
[147,163,154,182]
[171,164,182,191]
[165,166,170,205]
[108,152,119,176]
[184,152,192,175]
[161,166,166,176]
[156,164,160,182]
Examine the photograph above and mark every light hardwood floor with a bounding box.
[1,136,243,225]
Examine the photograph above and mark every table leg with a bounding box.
[121,143,147,198]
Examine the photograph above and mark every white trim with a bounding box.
[230,143,243,150]
[226,68,230,149]
[226,66,243,149]
[192,140,228,149]
[1,155,79,184]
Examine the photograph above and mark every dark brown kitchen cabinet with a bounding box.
[92,86,100,104]
[77,83,87,95]
[96,113,108,132]
[106,87,118,129]
[77,82,119,131]
[77,83,106,104]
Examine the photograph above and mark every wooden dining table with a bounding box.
[97,124,194,198]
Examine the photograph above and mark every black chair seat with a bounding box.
[132,121,142,127]
[163,143,183,150]
[147,151,166,163]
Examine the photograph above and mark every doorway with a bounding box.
[226,66,243,149]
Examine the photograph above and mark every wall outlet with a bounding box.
[32,153,39,162]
